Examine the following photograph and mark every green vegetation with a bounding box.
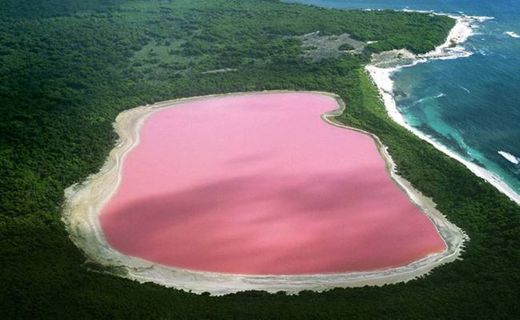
[1,0,518,319]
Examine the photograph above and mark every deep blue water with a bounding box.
[288,0,520,196]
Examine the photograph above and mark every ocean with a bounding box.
[287,0,520,202]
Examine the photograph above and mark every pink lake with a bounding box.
[100,92,445,275]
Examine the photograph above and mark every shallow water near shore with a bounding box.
[287,0,520,196]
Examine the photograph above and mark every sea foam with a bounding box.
[498,151,520,165]
[413,93,446,106]
[460,86,471,94]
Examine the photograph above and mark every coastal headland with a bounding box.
[366,13,520,205]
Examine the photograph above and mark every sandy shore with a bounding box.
[63,91,467,295]
[366,14,520,205]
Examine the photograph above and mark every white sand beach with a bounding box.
[366,14,520,205]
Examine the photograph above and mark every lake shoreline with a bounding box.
[62,91,466,295]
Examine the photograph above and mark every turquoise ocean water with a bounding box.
[288,0,520,197]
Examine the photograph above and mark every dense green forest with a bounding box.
[1,0,519,318]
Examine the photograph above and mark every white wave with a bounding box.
[460,86,471,94]
[505,31,520,39]
[413,93,446,105]
[478,49,489,56]
[498,151,520,165]
[366,12,520,205]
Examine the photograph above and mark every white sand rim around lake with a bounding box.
[62,91,467,295]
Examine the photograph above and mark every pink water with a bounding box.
[100,93,445,275]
